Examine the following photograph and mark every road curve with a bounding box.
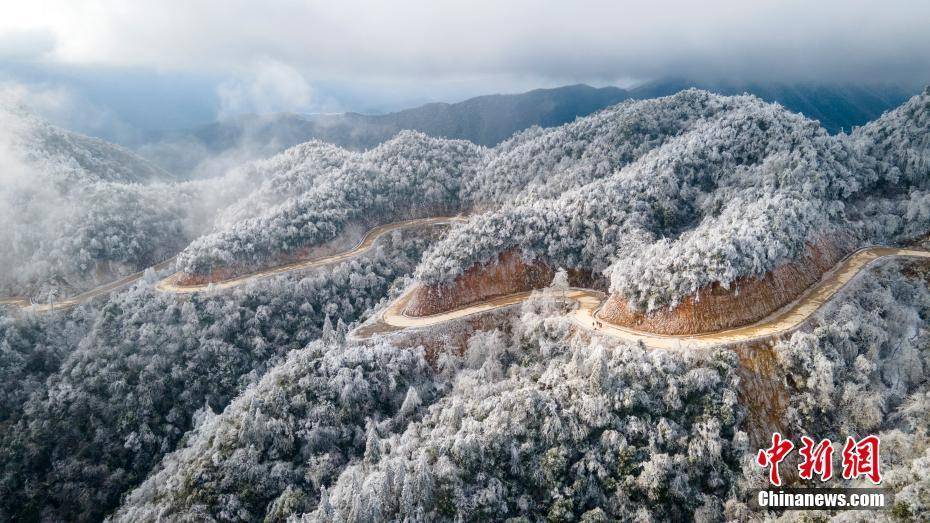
[4,216,928,348]
[377,246,930,349]
[1,217,464,312]
[156,217,465,294]
[0,258,177,313]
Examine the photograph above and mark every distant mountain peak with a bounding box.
[137,81,920,176]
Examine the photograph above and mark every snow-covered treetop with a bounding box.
[9,87,928,305]
[0,103,174,185]
[416,88,930,311]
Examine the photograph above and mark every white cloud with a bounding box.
[0,80,73,115]
[216,61,313,119]
[0,79,138,141]
[0,28,56,61]
[0,0,928,84]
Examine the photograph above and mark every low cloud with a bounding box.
[0,28,55,61]
[2,0,928,136]
[0,80,72,116]
[0,103,73,282]
[216,61,314,119]
[0,79,139,142]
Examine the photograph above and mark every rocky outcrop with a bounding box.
[599,237,853,335]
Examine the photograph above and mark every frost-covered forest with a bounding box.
[174,132,481,277]
[0,230,434,521]
[96,263,930,521]
[174,88,928,305]
[418,89,930,311]
[0,104,230,301]
[1,88,929,521]
[5,88,928,309]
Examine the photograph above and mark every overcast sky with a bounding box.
[2,0,929,137]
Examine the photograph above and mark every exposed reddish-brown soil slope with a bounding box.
[174,267,238,286]
[404,249,597,317]
[733,342,792,448]
[405,249,554,316]
[599,238,853,335]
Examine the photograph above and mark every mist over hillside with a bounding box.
[0,105,200,301]
[0,103,175,184]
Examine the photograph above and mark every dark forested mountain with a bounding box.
[630,78,915,134]
[140,84,631,174]
[362,83,632,146]
[139,81,916,176]
[195,84,631,149]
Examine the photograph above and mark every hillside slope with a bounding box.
[410,89,930,332]
[173,132,482,281]
[0,105,229,300]
[2,103,175,184]
[631,79,915,134]
[3,88,930,523]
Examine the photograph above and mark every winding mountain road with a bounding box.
[3,216,929,350]
[0,258,177,313]
[375,246,930,348]
[155,217,465,294]
[0,217,463,312]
